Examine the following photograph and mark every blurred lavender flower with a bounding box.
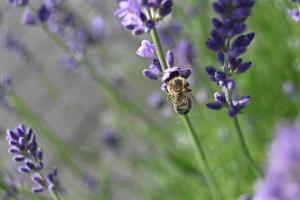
[2,175,18,200]
[253,120,300,200]
[288,9,300,22]
[206,0,255,117]
[82,175,99,192]
[6,124,63,194]
[0,75,13,93]
[91,16,104,40]
[158,20,182,47]
[22,9,38,25]
[101,129,120,149]
[174,39,196,67]
[8,0,28,7]
[115,0,173,35]
[147,92,165,109]
[0,29,29,63]
[0,75,13,111]
[283,80,295,96]
[60,55,80,70]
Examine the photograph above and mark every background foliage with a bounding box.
[0,0,299,199]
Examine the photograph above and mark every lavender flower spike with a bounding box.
[6,124,63,196]
[115,0,173,36]
[253,120,300,200]
[206,0,255,117]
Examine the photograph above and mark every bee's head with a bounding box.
[169,77,185,91]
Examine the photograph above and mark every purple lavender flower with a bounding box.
[6,124,44,174]
[115,0,173,35]
[6,124,63,194]
[288,9,300,22]
[161,66,191,83]
[206,0,255,117]
[142,59,163,80]
[253,120,300,200]
[136,40,156,59]
[22,9,38,25]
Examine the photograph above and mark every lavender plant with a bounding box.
[205,0,262,176]
[115,1,223,199]
[6,124,63,200]
[253,120,300,200]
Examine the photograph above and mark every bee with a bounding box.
[166,76,193,115]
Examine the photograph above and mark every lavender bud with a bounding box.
[18,166,31,174]
[31,174,45,186]
[25,161,36,171]
[166,50,174,67]
[32,187,44,193]
[225,80,235,90]
[37,4,51,22]
[207,102,223,110]
[13,155,25,162]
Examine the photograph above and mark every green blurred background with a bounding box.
[0,0,299,199]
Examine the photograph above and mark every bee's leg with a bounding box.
[167,95,173,101]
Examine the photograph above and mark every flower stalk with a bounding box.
[183,115,224,200]
[149,19,223,200]
[222,39,262,177]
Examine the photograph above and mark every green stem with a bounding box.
[183,116,223,200]
[233,117,263,177]
[149,20,223,199]
[50,192,62,200]
[150,26,168,70]
[222,39,262,177]
[147,10,168,71]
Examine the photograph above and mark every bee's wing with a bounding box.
[188,92,201,116]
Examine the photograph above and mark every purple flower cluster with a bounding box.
[6,124,63,194]
[253,120,300,200]
[115,0,173,35]
[206,0,255,117]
